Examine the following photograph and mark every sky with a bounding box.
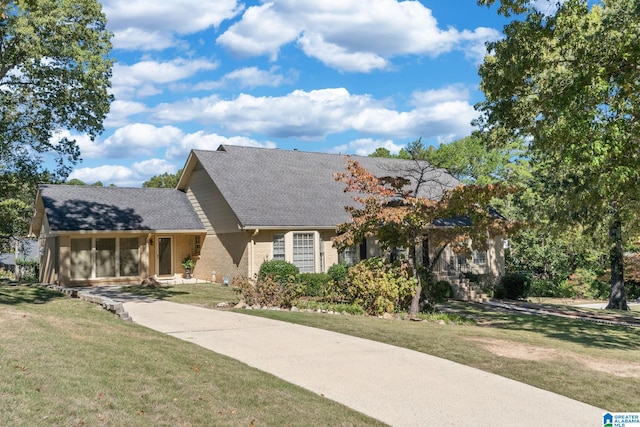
[64,0,520,187]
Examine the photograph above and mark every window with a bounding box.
[194,235,201,255]
[96,238,116,277]
[70,237,140,280]
[71,238,92,279]
[293,233,314,273]
[339,246,357,265]
[119,238,139,277]
[473,250,487,265]
[272,234,285,260]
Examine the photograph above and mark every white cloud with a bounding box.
[52,131,104,160]
[152,85,476,143]
[154,88,375,140]
[216,0,499,72]
[112,58,219,100]
[411,85,471,106]
[165,131,276,160]
[68,160,180,188]
[68,165,134,186]
[531,0,563,15]
[110,28,178,51]
[132,158,177,177]
[101,124,184,158]
[103,0,243,51]
[105,100,149,128]
[297,33,388,73]
[216,3,300,59]
[459,27,502,64]
[192,66,297,91]
[329,138,404,156]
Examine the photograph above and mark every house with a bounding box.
[30,186,206,286]
[30,145,504,286]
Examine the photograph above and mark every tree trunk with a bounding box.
[606,213,628,310]
[408,245,422,316]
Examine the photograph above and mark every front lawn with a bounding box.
[0,284,383,427]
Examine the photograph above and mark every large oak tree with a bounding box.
[0,0,112,241]
[477,0,640,309]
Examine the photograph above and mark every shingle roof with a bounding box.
[38,185,205,232]
[190,145,460,228]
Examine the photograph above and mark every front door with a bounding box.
[158,237,173,276]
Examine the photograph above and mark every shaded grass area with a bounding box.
[0,284,383,427]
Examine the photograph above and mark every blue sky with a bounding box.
[65,0,518,187]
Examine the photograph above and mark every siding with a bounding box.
[187,167,240,234]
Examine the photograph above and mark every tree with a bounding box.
[142,170,182,188]
[476,0,640,309]
[333,149,517,315]
[422,135,529,186]
[0,0,113,239]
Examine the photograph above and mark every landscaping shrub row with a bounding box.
[238,258,418,315]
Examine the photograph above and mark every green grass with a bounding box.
[0,284,383,427]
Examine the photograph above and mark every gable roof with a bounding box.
[34,185,205,233]
[179,145,460,229]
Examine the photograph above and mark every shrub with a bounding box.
[528,278,577,298]
[424,280,452,303]
[233,275,303,308]
[327,262,349,284]
[345,257,417,315]
[588,279,610,300]
[258,260,299,282]
[294,300,365,315]
[15,258,39,283]
[495,273,531,300]
[326,263,350,301]
[297,273,331,297]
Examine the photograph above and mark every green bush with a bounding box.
[297,273,331,297]
[424,280,452,303]
[327,263,349,285]
[345,257,417,315]
[528,278,577,298]
[258,260,299,282]
[294,300,365,315]
[588,279,610,300]
[495,273,531,300]
[15,258,39,283]
[326,263,350,301]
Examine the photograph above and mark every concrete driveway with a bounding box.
[115,298,604,427]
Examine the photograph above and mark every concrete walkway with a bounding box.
[117,297,603,427]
